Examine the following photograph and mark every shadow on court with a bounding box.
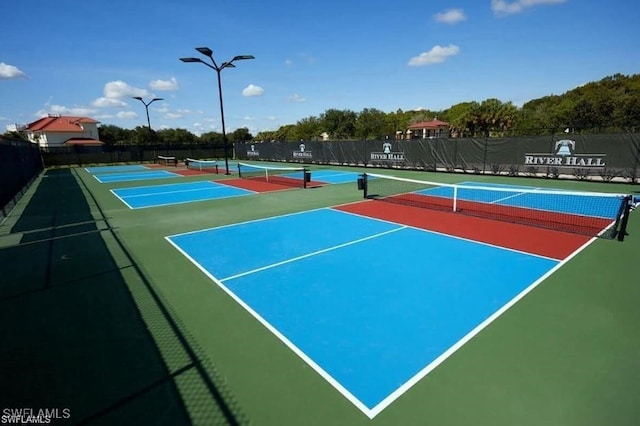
[0,169,245,425]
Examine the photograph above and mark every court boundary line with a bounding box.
[164,234,374,416]
[93,170,183,184]
[367,233,599,418]
[110,185,255,210]
[420,180,624,221]
[165,206,332,239]
[116,182,255,199]
[84,165,150,173]
[220,226,407,282]
[165,206,577,417]
[334,204,561,262]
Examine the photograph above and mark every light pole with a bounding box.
[180,47,254,175]
[132,96,163,154]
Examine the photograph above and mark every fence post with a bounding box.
[482,137,488,174]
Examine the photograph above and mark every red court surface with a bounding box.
[222,178,326,193]
[335,200,593,260]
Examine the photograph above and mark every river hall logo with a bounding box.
[370,140,405,162]
[524,139,606,168]
[293,142,312,158]
[247,144,260,157]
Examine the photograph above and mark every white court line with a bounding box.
[165,205,602,418]
[335,206,561,262]
[221,226,407,282]
[120,184,235,199]
[166,206,333,238]
[367,233,599,418]
[164,234,375,416]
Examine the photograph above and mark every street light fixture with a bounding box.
[132,96,164,153]
[180,47,254,175]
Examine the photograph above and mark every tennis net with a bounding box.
[360,172,632,239]
[157,155,177,167]
[186,158,219,173]
[237,162,309,188]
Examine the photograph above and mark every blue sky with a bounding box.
[1,0,638,136]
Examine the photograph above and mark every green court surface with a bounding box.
[1,165,639,426]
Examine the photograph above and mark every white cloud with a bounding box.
[242,84,264,97]
[92,97,127,108]
[434,9,467,24]
[116,111,138,119]
[288,93,306,102]
[165,112,183,119]
[103,80,149,99]
[149,77,179,91]
[408,45,460,66]
[37,105,97,116]
[491,0,566,16]
[0,62,27,79]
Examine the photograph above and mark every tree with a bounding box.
[319,109,357,140]
[228,127,253,143]
[355,108,387,140]
[157,128,197,147]
[200,131,224,145]
[294,117,321,141]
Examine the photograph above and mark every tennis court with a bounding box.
[85,164,152,174]
[164,174,631,418]
[112,181,255,209]
[167,206,565,418]
[92,169,183,183]
[3,164,639,426]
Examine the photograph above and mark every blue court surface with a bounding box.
[93,170,182,183]
[166,208,560,418]
[111,181,254,209]
[425,180,624,219]
[85,164,151,174]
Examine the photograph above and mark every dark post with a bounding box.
[132,97,163,157]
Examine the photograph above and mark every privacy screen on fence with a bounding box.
[235,133,640,181]
[0,138,43,216]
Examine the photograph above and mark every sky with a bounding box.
[1,0,639,136]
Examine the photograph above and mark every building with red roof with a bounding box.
[403,118,450,140]
[20,115,103,148]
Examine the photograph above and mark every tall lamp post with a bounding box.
[180,47,254,175]
[132,96,164,154]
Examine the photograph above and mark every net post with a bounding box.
[616,195,633,241]
[360,173,368,198]
[303,167,308,189]
[452,185,458,212]
[237,163,242,178]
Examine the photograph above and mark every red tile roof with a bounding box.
[26,115,99,132]
[407,118,450,129]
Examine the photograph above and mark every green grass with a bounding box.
[2,165,639,425]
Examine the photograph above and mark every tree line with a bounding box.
[5,73,639,146]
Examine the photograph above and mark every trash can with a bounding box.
[304,171,311,183]
[357,177,365,190]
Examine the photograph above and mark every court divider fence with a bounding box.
[40,144,226,168]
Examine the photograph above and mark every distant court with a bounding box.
[111,181,254,209]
